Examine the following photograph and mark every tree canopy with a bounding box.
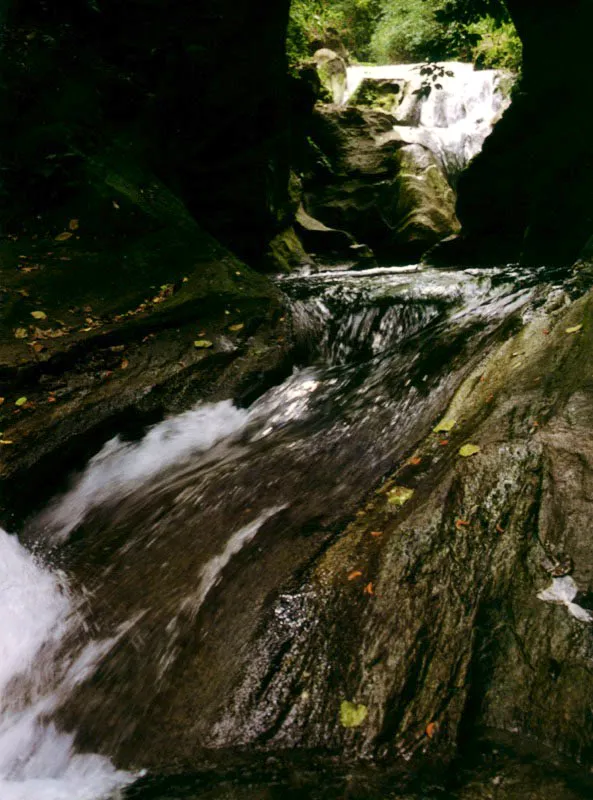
[287,0,522,71]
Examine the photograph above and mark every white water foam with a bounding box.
[344,61,513,181]
[35,399,250,543]
[0,528,135,800]
[159,507,286,677]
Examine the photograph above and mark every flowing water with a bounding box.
[1,263,575,799]
[344,62,512,183]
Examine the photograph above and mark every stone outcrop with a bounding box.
[303,106,460,260]
[312,49,348,105]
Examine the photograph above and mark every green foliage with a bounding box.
[286,0,382,66]
[370,0,447,64]
[286,0,522,73]
[468,16,522,71]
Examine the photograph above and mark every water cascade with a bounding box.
[0,261,556,799]
[344,62,513,183]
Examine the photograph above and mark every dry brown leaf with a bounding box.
[363,582,375,596]
[370,531,383,538]
[408,456,422,466]
[347,570,363,581]
[455,519,470,530]
[68,219,79,231]
[120,359,129,370]
[496,524,505,534]
[426,722,438,739]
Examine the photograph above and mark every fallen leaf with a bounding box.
[48,395,57,403]
[14,328,28,339]
[194,339,213,349]
[31,342,45,354]
[387,486,414,507]
[110,345,125,352]
[0,440,14,445]
[486,394,494,403]
[566,324,583,334]
[543,329,550,335]
[31,310,47,320]
[112,200,120,210]
[15,397,27,407]
[348,570,363,581]
[439,439,449,446]
[229,323,244,332]
[459,444,481,458]
[433,418,456,434]
[0,398,4,406]
[120,359,129,370]
[54,231,73,242]
[426,722,438,739]
[363,582,375,596]
[408,456,422,466]
[496,524,505,534]
[69,219,80,231]
[340,701,368,728]
[370,531,383,538]
[455,519,470,529]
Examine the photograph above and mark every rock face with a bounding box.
[303,106,460,260]
[312,49,348,105]
[0,0,292,264]
[452,0,593,267]
[190,283,593,766]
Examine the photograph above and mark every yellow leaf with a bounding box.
[0,398,4,406]
[15,397,27,407]
[433,418,456,434]
[120,359,129,370]
[340,701,368,728]
[566,324,583,334]
[194,339,213,349]
[387,486,415,507]
[31,311,47,320]
[229,323,244,332]
[68,219,79,231]
[459,444,481,458]
[55,231,73,242]
[14,328,28,339]
[0,440,14,445]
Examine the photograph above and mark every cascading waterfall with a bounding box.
[0,264,550,799]
[344,61,513,182]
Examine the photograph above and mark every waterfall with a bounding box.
[0,264,548,797]
[344,61,513,182]
[0,529,135,799]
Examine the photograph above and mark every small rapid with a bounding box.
[0,264,559,797]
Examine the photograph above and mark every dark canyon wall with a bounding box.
[454,0,593,267]
[0,0,292,264]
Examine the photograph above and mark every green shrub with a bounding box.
[468,16,522,71]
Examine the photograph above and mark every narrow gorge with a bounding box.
[2,2,593,799]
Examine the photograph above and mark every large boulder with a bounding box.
[303,106,460,260]
[312,49,348,105]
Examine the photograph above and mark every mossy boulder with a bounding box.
[312,49,348,106]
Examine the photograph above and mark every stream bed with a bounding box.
[0,263,585,799]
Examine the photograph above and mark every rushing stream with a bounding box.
[1,262,579,799]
